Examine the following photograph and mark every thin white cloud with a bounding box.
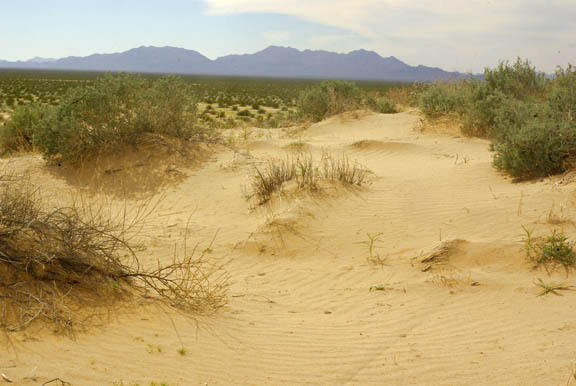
[204,0,576,72]
[262,30,292,44]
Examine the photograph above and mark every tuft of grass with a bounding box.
[177,347,188,356]
[523,226,576,269]
[246,153,369,205]
[534,278,575,296]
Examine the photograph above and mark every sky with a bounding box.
[1,0,574,73]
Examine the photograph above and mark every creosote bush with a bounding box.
[417,58,576,179]
[366,95,398,114]
[0,103,55,153]
[247,153,369,205]
[297,80,364,122]
[0,177,227,332]
[1,73,206,163]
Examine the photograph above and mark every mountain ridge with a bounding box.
[0,46,462,81]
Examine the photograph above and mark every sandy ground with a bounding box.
[2,109,576,385]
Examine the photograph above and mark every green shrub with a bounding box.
[33,73,200,162]
[0,104,55,153]
[484,58,548,100]
[459,78,502,137]
[366,95,398,114]
[547,64,576,121]
[493,118,576,178]
[418,82,466,118]
[297,80,364,122]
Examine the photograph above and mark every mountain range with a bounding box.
[0,46,462,81]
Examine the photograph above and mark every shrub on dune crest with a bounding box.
[297,80,364,122]
[0,73,206,163]
[366,95,398,114]
[0,103,55,153]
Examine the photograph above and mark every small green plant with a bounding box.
[177,347,188,356]
[369,284,392,291]
[356,233,384,261]
[523,227,576,269]
[534,278,575,296]
[146,344,163,353]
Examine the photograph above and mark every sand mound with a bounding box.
[348,139,419,152]
[46,134,214,197]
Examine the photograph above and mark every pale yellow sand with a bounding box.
[2,109,576,385]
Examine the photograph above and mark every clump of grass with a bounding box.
[522,226,576,270]
[247,153,369,205]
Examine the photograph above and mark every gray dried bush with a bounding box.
[0,177,227,333]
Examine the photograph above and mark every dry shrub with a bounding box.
[0,178,227,333]
[247,152,369,206]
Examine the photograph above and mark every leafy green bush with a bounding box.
[366,95,398,114]
[297,80,364,122]
[138,75,199,137]
[0,104,55,153]
[484,58,548,100]
[418,82,466,118]
[32,73,200,162]
[493,118,576,178]
[547,64,576,121]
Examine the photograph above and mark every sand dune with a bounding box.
[2,110,576,385]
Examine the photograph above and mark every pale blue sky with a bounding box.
[1,0,574,72]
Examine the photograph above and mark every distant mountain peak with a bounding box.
[26,57,57,63]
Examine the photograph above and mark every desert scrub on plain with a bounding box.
[417,59,576,179]
[247,153,370,205]
[0,175,227,332]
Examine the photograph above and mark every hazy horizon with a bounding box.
[2,0,575,73]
